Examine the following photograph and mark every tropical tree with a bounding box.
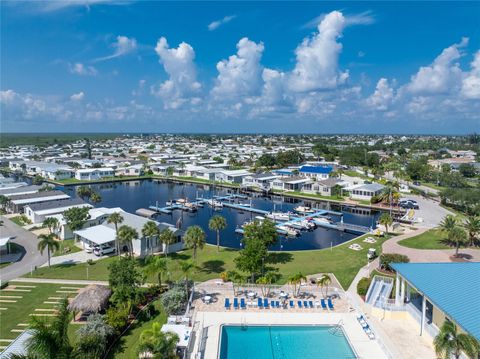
[208,215,227,251]
[142,221,160,255]
[440,215,458,234]
[180,260,195,297]
[117,225,138,256]
[63,206,90,231]
[24,297,72,358]
[183,225,206,260]
[379,181,400,205]
[137,323,179,359]
[90,192,102,204]
[108,256,144,305]
[37,233,60,267]
[441,226,468,257]
[226,270,245,296]
[434,320,479,359]
[42,217,60,236]
[144,255,168,287]
[256,271,276,297]
[234,235,268,283]
[0,195,10,210]
[464,215,480,247]
[76,186,93,199]
[74,313,114,358]
[107,212,124,255]
[288,272,307,298]
[317,274,332,298]
[159,228,177,257]
[378,213,393,234]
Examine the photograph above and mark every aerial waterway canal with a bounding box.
[61,179,380,251]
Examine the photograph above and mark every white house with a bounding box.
[24,198,92,224]
[116,164,144,176]
[215,169,251,184]
[75,168,115,181]
[349,183,385,201]
[242,173,279,191]
[73,210,184,257]
[298,165,333,181]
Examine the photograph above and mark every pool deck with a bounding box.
[193,311,388,358]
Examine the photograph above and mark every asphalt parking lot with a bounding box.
[398,194,453,228]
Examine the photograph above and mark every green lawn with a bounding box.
[421,182,446,191]
[107,300,167,359]
[52,239,82,257]
[9,215,31,226]
[398,229,450,250]
[54,175,153,185]
[26,233,388,290]
[0,282,84,340]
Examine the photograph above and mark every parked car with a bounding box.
[399,201,419,209]
[93,244,116,257]
[413,181,421,186]
[84,243,93,253]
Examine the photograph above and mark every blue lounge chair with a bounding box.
[308,301,314,308]
[275,301,280,308]
[240,298,246,309]
[270,300,275,308]
[327,298,334,310]
[303,301,308,308]
[225,298,231,309]
[321,299,327,310]
[233,298,239,310]
[297,300,303,308]
[289,300,294,309]
[263,298,269,308]
[257,297,263,309]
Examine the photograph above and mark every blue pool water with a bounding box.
[219,325,357,359]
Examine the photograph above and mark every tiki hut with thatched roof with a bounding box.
[68,284,111,320]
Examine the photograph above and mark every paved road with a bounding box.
[0,216,47,282]
[399,194,453,228]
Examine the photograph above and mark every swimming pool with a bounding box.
[219,325,357,359]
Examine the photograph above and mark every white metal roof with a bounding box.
[0,237,11,246]
[74,225,116,245]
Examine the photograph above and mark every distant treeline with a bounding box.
[0,133,121,147]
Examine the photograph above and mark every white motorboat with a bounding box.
[299,219,316,230]
[294,206,315,214]
[206,199,223,208]
[315,217,331,224]
[277,225,300,237]
[266,212,291,221]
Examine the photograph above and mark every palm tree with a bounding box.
[440,215,458,234]
[378,213,393,234]
[317,274,332,298]
[42,217,60,236]
[209,215,227,251]
[434,320,479,359]
[90,192,102,204]
[107,212,124,255]
[142,221,160,255]
[37,233,60,267]
[180,260,195,297]
[117,225,139,256]
[159,228,177,257]
[144,255,168,287]
[137,322,179,359]
[288,272,307,298]
[464,215,480,247]
[183,225,206,260]
[441,226,468,257]
[0,195,10,210]
[25,297,72,358]
[256,271,276,297]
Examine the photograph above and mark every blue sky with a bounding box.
[1,1,479,134]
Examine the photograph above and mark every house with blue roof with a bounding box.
[386,262,480,343]
[298,165,333,180]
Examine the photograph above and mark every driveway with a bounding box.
[0,216,47,282]
[400,194,453,228]
[42,250,105,267]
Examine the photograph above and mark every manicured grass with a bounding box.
[0,262,11,269]
[26,234,388,290]
[54,175,153,185]
[107,300,167,359]
[52,239,82,257]
[398,229,450,250]
[422,182,446,191]
[0,282,84,340]
[9,215,31,226]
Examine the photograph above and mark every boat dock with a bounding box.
[221,202,270,215]
[313,219,371,234]
[148,199,207,214]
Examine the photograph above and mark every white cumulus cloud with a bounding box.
[461,50,480,99]
[211,37,265,101]
[70,91,85,101]
[366,78,395,111]
[152,37,202,109]
[406,38,468,95]
[289,11,349,92]
[68,62,98,76]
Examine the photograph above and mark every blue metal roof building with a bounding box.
[391,262,480,340]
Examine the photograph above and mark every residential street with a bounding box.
[0,216,47,283]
